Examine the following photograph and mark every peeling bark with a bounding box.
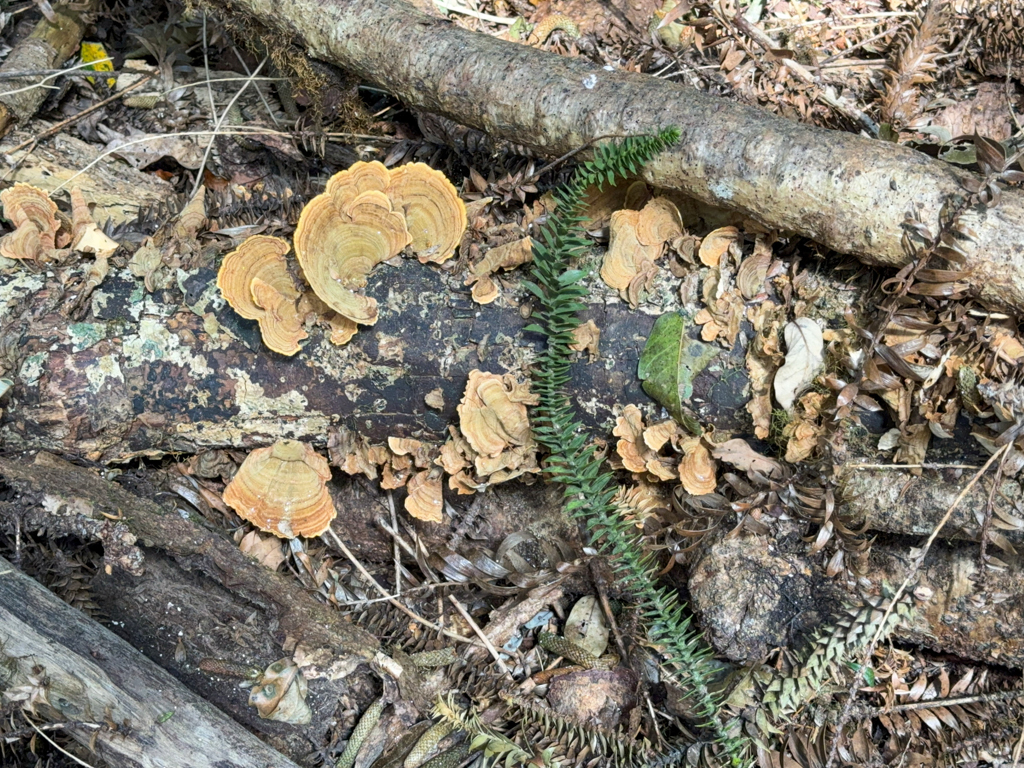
[203,0,1024,314]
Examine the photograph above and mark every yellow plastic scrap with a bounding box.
[80,43,116,87]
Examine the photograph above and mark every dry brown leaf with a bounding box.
[239,530,287,570]
[570,319,601,361]
[774,318,824,411]
[711,438,786,479]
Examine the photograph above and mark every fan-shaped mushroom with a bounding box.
[0,183,59,260]
[216,235,307,356]
[325,160,390,200]
[223,439,336,538]
[293,186,410,326]
[386,162,467,264]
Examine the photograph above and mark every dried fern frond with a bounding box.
[880,0,948,131]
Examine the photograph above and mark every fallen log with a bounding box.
[0,452,380,677]
[0,551,305,768]
[0,255,751,460]
[0,2,93,138]
[203,0,1024,314]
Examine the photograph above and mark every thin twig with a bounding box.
[873,687,1024,715]
[2,73,156,155]
[979,446,1012,569]
[388,491,402,596]
[433,0,516,25]
[846,462,983,470]
[0,57,113,98]
[201,12,218,125]
[21,712,96,768]
[816,21,907,67]
[824,444,1010,768]
[324,528,481,647]
[34,128,281,192]
[447,594,513,680]
[2,720,101,743]
[232,47,280,127]
[190,57,267,199]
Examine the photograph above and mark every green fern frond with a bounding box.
[524,129,751,767]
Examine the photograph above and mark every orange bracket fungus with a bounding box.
[450,370,540,487]
[600,197,683,307]
[223,439,336,538]
[465,236,533,305]
[0,183,59,261]
[293,168,411,327]
[217,235,308,356]
[387,162,467,264]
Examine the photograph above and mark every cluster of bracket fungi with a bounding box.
[216,160,467,355]
[217,163,546,537]
[0,183,118,263]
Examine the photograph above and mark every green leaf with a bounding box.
[637,312,720,435]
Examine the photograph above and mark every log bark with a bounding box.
[0,553,305,768]
[689,533,1024,667]
[0,256,751,460]
[0,2,93,137]
[0,452,380,675]
[203,0,1024,314]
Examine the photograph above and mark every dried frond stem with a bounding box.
[880,0,947,129]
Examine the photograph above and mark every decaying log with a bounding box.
[0,2,93,137]
[202,0,1024,313]
[689,532,1024,667]
[839,463,1024,546]
[0,255,751,460]
[0,553,304,768]
[0,452,380,677]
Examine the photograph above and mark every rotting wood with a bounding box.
[0,553,305,768]
[201,0,1024,314]
[0,1,94,138]
[0,254,751,461]
[838,463,1024,546]
[88,549,377,764]
[688,533,1024,667]
[0,452,380,677]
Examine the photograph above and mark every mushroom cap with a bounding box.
[636,198,683,246]
[217,235,298,320]
[293,186,411,325]
[250,278,308,356]
[679,437,718,495]
[216,235,307,356]
[325,160,390,200]
[405,469,443,522]
[223,439,336,538]
[387,162,466,264]
[0,183,59,257]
